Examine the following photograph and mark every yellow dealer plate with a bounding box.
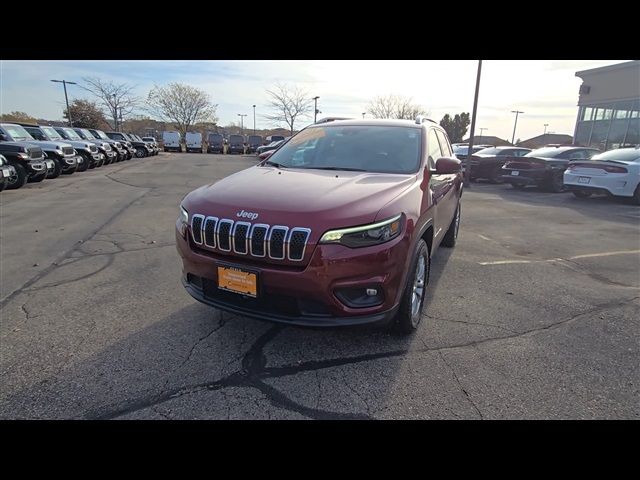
[217,266,257,298]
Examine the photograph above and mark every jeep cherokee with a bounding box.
[176,118,462,333]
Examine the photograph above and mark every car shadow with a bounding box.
[2,246,458,420]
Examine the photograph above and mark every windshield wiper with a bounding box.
[263,160,287,168]
[310,166,367,172]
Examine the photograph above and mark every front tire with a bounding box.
[395,239,430,334]
[136,148,146,158]
[511,183,526,190]
[46,158,62,179]
[6,164,28,189]
[548,171,565,193]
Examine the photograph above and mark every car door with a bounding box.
[435,129,459,231]
[427,129,453,242]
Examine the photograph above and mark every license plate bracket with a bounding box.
[511,170,520,176]
[217,264,258,298]
[577,176,591,184]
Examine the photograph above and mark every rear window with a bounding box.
[268,125,422,174]
[248,135,262,144]
[526,147,565,158]
[229,135,244,143]
[475,147,502,155]
[208,134,223,142]
[592,148,640,162]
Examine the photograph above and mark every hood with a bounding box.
[0,141,38,153]
[62,140,96,150]
[24,140,73,151]
[183,165,415,232]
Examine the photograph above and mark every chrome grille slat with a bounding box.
[268,226,288,260]
[204,216,218,248]
[217,220,234,252]
[232,222,251,254]
[191,214,205,245]
[191,215,310,262]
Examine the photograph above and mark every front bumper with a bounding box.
[176,226,411,327]
[1,164,17,179]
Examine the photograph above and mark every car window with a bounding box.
[427,129,442,170]
[435,129,452,157]
[269,125,421,174]
[591,148,640,162]
[24,127,46,141]
[40,126,62,140]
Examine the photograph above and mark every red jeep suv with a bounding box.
[176,118,463,333]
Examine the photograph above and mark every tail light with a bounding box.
[568,163,627,173]
[603,165,628,173]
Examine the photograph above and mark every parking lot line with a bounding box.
[479,249,640,266]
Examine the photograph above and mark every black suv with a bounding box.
[54,126,103,169]
[16,123,80,176]
[207,133,224,154]
[0,154,18,192]
[0,134,47,189]
[246,135,263,154]
[105,132,151,158]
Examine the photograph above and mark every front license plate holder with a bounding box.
[217,264,259,298]
[577,176,591,184]
[511,170,520,176]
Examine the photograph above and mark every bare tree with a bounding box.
[367,94,429,120]
[146,82,218,139]
[264,83,313,135]
[81,77,138,130]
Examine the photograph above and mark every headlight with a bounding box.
[319,214,403,248]
[17,152,29,159]
[0,156,5,166]
[178,205,189,236]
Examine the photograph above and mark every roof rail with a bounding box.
[315,117,352,124]
[415,116,437,125]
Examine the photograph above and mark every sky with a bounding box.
[0,60,626,141]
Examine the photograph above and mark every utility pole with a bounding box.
[252,105,256,135]
[511,110,524,145]
[50,79,77,126]
[313,96,320,123]
[465,60,483,188]
[362,112,366,119]
[112,94,118,131]
[479,127,488,143]
[237,114,247,136]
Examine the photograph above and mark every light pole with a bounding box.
[479,127,488,143]
[112,94,118,131]
[511,110,524,145]
[313,96,320,123]
[50,79,77,126]
[465,60,483,188]
[237,114,247,135]
[362,112,366,119]
[252,105,256,135]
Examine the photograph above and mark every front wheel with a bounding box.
[548,172,565,193]
[136,148,146,158]
[6,164,28,189]
[395,239,430,334]
[46,158,62,179]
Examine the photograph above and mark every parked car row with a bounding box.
[0,122,159,191]
[463,144,640,204]
[162,130,290,154]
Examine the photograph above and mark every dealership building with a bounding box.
[573,60,640,149]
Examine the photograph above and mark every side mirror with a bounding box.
[259,150,275,161]
[0,133,7,141]
[435,156,461,174]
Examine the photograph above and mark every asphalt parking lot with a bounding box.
[1,152,638,419]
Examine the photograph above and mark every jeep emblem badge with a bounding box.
[236,209,259,221]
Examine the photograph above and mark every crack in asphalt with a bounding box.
[178,316,228,370]
[556,258,639,289]
[438,351,483,419]
[20,303,39,320]
[0,187,150,310]
[427,314,518,334]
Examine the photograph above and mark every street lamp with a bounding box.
[511,110,524,145]
[313,96,320,123]
[252,105,256,135]
[237,114,247,135]
[543,123,549,135]
[50,79,77,126]
[362,112,366,119]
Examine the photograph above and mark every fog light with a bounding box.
[335,285,384,308]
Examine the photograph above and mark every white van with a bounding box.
[185,132,203,153]
[162,131,181,152]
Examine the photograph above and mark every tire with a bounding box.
[441,203,461,248]
[6,164,28,189]
[0,178,6,192]
[510,183,526,190]
[76,156,88,172]
[572,190,592,198]
[548,171,565,193]
[488,166,503,184]
[29,171,47,183]
[46,158,62,179]
[136,147,146,158]
[632,184,640,206]
[395,239,430,334]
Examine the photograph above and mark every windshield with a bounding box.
[80,129,96,140]
[62,128,82,140]
[525,147,565,158]
[267,125,421,174]
[93,130,109,140]
[41,126,63,140]
[2,124,34,141]
[142,137,154,142]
